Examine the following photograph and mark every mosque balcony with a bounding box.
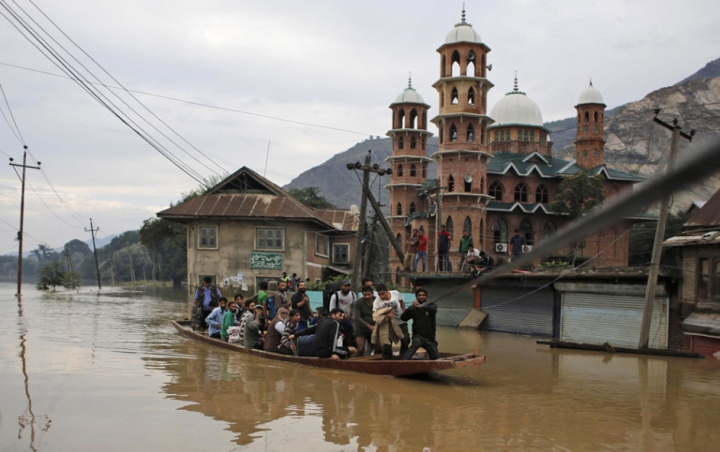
[386,128,434,137]
[431,112,495,126]
[442,192,495,203]
[384,155,433,163]
[432,76,494,90]
[429,149,493,160]
[383,183,423,190]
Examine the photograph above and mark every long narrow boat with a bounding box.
[172,320,485,377]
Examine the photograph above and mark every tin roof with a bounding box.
[685,189,720,227]
[157,167,357,232]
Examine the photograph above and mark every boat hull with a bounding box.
[171,320,485,377]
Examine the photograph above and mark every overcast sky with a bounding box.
[1,0,719,254]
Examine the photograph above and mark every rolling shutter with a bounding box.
[481,288,555,336]
[561,293,668,349]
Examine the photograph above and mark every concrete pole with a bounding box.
[639,117,690,348]
[351,153,371,290]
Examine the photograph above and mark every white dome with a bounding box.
[445,23,482,44]
[577,84,605,106]
[393,87,426,104]
[490,89,544,128]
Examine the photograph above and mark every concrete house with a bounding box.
[157,167,358,296]
[665,189,720,356]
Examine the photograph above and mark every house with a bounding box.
[665,189,720,356]
[157,167,358,295]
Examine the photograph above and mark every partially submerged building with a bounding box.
[157,167,358,294]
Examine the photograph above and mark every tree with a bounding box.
[36,261,67,291]
[550,171,605,265]
[31,243,60,263]
[64,239,91,256]
[288,186,337,209]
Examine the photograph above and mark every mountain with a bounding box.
[3,233,120,257]
[285,57,720,213]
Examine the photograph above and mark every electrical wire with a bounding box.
[25,179,82,229]
[0,82,24,144]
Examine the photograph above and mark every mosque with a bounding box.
[385,10,645,276]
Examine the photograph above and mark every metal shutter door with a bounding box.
[436,292,474,327]
[481,288,554,336]
[561,293,668,349]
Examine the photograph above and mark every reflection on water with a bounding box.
[1,283,719,451]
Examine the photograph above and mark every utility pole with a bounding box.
[85,218,102,290]
[9,147,41,297]
[639,112,694,349]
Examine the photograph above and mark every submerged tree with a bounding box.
[36,261,68,291]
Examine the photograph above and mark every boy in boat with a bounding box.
[292,308,357,360]
[220,300,239,341]
[373,283,409,357]
[400,288,439,360]
[354,286,376,356]
[205,296,228,339]
[278,309,301,355]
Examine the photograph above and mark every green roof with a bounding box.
[487,152,644,182]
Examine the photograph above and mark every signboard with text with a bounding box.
[249,252,283,270]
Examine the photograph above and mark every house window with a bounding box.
[494,218,508,244]
[697,258,709,300]
[333,244,349,264]
[448,175,455,192]
[256,227,283,250]
[410,136,417,149]
[198,226,217,249]
[409,202,416,214]
[397,164,404,176]
[519,219,534,246]
[489,181,503,201]
[396,202,403,216]
[315,234,329,257]
[514,183,528,202]
[410,164,417,177]
[398,137,404,149]
[535,185,549,204]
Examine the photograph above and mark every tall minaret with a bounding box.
[386,75,432,272]
[575,80,606,169]
[429,8,493,267]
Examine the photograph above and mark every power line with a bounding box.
[26,179,82,229]
[0,82,24,144]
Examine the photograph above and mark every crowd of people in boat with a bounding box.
[192,276,438,361]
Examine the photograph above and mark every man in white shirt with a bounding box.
[466,245,482,272]
[329,280,357,319]
[373,283,409,357]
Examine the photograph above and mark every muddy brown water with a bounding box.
[1,283,719,451]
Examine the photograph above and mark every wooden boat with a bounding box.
[171,320,485,377]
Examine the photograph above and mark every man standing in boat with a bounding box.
[400,288,439,360]
[291,281,313,331]
[373,283,409,357]
[194,276,223,329]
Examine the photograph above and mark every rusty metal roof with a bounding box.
[157,167,358,232]
[686,189,720,227]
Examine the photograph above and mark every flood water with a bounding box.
[1,283,719,451]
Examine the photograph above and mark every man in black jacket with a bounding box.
[293,308,357,360]
[400,288,439,360]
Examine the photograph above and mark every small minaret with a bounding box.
[575,80,606,169]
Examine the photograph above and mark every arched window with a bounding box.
[543,221,557,239]
[519,219,534,246]
[514,183,529,202]
[410,202,416,214]
[450,124,458,141]
[451,87,459,105]
[535,185,549,204]
[396,202,403,216]
[421,135,426,151]
[422,164,426,178]
[451,50,461,77]
[494,218,508,244]
[410,136,417,149]
[468,87,475,105]
[398,109,405,129]
[479,219,484,250]
[410,164,416,177]
[448,175,455,192]
[594,111,599,122]
[439,129,444,144]
[467,50,476,76]
[464,176,472,192]
[489,181,503,200]
[584,111,590,123]
[446,216,454,236]
[467,124,475,142]
[463,216,472,235]
[480,122,486,144]
[480,177,485,193]
[398,136,404,149]
[409,109,418,129]
[397,164,403,176]
[441,54,446,78]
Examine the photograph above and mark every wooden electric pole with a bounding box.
[9,147,41,297]
[638,112,694,349]
[85,218,102,290]
[347,150,404,289]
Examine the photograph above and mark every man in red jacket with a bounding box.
[413,229,429,272]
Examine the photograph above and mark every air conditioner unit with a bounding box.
[495,243,508,253]
[525,245,533,252]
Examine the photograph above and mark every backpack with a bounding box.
[330,290,357,312]
[322,281,343,312]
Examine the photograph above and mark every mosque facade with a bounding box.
[385,11,644,277]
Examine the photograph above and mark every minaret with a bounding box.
[575,80,606,169]
[429,8,493,269]
[385,75,433,272]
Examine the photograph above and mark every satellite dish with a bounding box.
[464,175,473,183]
[349,204,360,215]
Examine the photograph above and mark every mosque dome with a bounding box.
[394,87,426,104]
[577,82,605,106]
[489,78,544,128]
[445,10,482,44]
